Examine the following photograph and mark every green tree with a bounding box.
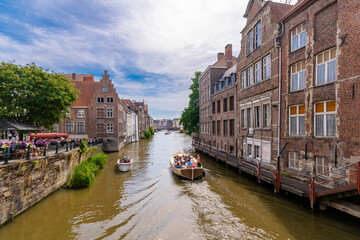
[0,62,78,129]
[180,71,201,134]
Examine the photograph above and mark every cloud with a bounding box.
[0,0,251,119]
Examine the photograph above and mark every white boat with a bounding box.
[117,158,133,172]
[170,152,204,181]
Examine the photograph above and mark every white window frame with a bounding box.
[254,145,261,160]
[316,156,330,176]
[241,109,246,128]
[66,121,74,133]
[247,30,253,55]
[254,105,261,128]
[247,107,253,128]
[263,55,271,80]
[106,108,114,118]
[314,101,336,137]
[241,71,247,89]
[77,121,85,133]
[247,66,253,87]
[290,61,306,92]
[106,123,114,133]
[247,143,253,157]
[107,97,113,103]
[288,152,299,170]
[263,104,270,128]
[316,48,337,86]
[289,105,305,136]
[77,109,85,118]
[255,60,262,84]
[255,21,262,49]
[291,23,306,52]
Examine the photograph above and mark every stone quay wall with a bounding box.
[0,144,103,225]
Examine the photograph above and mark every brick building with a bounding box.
[58,71,148,151]
[237,0,292,165]
[278,0,360,176]
[210,65,237,153]
[199,44,237,145]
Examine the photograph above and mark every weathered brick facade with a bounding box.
[278,0,360,176]
[199,44,237,145]
[210,65,237,153]
[237,0,292,165]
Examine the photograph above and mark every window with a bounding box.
[316,48,336,85]
[217,100,220,113]
[217,120,221,136]
[96,124,105,134]
[255,61,262,83]
[77,121,85,133]
[288,152,299,170]
[107,97,113,103]
[316,156,330,175]
[291,61,306,92]
[241,71,247,89]
[255,21,262,48]
[247,108,253,128]
[77,109,85,118]
[212,121,215,135]
[247,66,253,87]
[66,122,74,133]
[263,104,270,128]
[231,73,236,84]
[230,119,235,136]
[247,30,253,54]
[97,108,104,118]
[103,87,107,92]
[229,96,234,111]
[263,55,271,80]
[106,108,113,118]
[212,102,215,114]
[315,101,336,137]
[254,106,261,128]
[223,98,227,112]
[255,145,260,159]
[291,23,306,52]
[241,109,246,128]
[289,105,305,136]
[247,144,253,157]
[106,123,114,133]
[223,120,228,136]
[97,97,104,103]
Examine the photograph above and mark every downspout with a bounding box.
[235,79,238,157]
[275,22,284,171]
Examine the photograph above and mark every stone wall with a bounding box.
[0,144,103,225]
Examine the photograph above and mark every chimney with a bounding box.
[225,44,232,60]
[217,53,224,61]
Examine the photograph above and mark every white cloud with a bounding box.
[0,0,256,118]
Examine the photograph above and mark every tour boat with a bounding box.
[165,131,171,135]
[117,158,133,172]
[170,152,204,181]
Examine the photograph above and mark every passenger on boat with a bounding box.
[195,154,201,167]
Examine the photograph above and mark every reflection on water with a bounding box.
[1,131,360,240]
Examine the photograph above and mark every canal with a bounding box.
[0,132,360,239]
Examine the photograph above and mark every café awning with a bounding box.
[0,119,42,131]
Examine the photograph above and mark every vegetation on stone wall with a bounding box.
[180,71,200,134]
[143,130,151,139]
[149,126,154,135]
[68,152,107,188]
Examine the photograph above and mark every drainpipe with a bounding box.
[275,22,284,171]
[235,80,238,157]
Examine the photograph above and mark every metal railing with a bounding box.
[193,140,360,208]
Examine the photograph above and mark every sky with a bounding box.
[0,0,289,120]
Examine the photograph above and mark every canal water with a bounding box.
[1,132,360,239]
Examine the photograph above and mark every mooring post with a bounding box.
[257,162,261,183]
[4,147,9,164]
[26,145,30,160]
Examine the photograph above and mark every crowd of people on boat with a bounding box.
[173,154,201,168]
